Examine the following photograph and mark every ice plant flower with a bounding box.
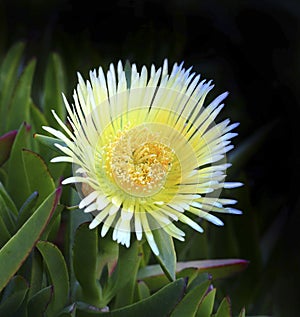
[43,60,242,255]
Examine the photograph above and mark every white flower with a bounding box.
[43,60,242,255]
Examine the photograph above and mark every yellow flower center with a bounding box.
[107,126,175,197]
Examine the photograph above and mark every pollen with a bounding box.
[106,125,174,197]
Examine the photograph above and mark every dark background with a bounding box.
[1,0,299,315]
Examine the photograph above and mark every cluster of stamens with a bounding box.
[105,125,174,196]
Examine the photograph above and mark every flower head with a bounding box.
[43,60,242,255]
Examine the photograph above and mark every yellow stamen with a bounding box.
[106,125,174,197]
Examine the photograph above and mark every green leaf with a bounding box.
[76,278,187,317]
[0,189,16,237]
[34,133,67,154]
[27,249,43,300]
[238,307,246,317]
[64,189,92,301]
[57,303,77,317]
[104,241,139,305]
[98,234,119,277]
[17,191,39,229]
[0,187,61,292]
[0,130,17,166]
[153,227,176,281]
[0,213,11,248]
[36,240,69,317]
[6,59,36,131]
[170,280,211,317]
[137,258,248,291]
[0,42,25,133]
[196,288,216,317]
[0,275,28,316]
[214,297,232,317]
[73,223,102,306]
[175,259,249,279]
[41,204,63,241]
[186,272,211,292]
[136,280,150,301]
[30,102,49,134]
[113,242,142,308]
[0,181,18,217]
[22,149,55,206]
[27,286,53,317]
[29,102,49,154]
[6,122,31,209]
[42,53,66,128]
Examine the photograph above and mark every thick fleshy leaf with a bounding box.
[0,214,11,248]
[0,189,16,238]
[6,122,31,209]
[29,102,49,154]
[136,281,150,301]
[113,242,142,308]
[73,223,102,306]
[153,227,176,281]
[0,181,18,217]
[0,187,61,292]
[34,133,67,154]
[185,272,211,292]
[214,297,232,317]
[57,303,77,317]
[196,288,216,316]
[30,102,49,134]
[27,286,53,317]
[36,240,69,316]
[0,130,17,166]
[175,259,249,279]
[42,53,66,128]
[238,307,246,317]
[22,149,55,206]
[17,191,39,229]
[33,132,69,182]
[0,42,25,133]
[6,59,36,131]
[76,278,187,317]
[170,280,211,317]
[103,241,139,305]
[41,204,63,241]
[98,234,119,277]
[27,249,43,300]
[137,258,248,291]
[0,275,28,316]
[65,189,92,300]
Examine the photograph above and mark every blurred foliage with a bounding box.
[0,0,299,316]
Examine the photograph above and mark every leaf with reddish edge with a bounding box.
[0,130,17,166]
[0,187,62,292]
[137,258,249,291]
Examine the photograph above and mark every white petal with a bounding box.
[225,207,243,215]
[84,203,97,213]
[79,191,99,209]
[101,212,118,237]
[134,212,143,241]
[140,212,159,255]
[50,156,73,163]
[89,207,110,230]
[223,182,244,188]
